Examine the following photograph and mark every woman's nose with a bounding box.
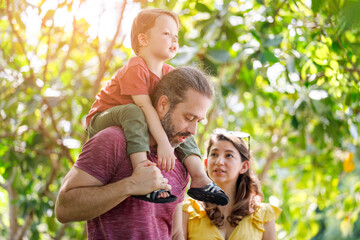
[215,156,224,165]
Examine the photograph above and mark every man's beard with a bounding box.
[160,110,191,148]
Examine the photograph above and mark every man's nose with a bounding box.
[187,121,197,135]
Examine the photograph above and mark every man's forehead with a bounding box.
[176,89,211,119]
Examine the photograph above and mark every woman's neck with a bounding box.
[138,54,164,78]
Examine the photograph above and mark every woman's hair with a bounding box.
[131,8,180,55]
[204,133,264,227]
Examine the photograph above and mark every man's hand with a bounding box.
[129,160,172,196]
[157,142,176,172]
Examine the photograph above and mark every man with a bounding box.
[55,66,213,239]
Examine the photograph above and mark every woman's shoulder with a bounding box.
[252,203,282,224]
[182,198,207,220]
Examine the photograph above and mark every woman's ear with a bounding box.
[239,161,250,174]
[138,33,149,47]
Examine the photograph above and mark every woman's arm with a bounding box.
[262,220,277,240]
[182,211,189,240]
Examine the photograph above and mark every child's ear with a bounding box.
[138,33,149,47]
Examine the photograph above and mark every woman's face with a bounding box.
[206,139,248,185]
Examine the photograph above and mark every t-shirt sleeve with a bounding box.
[118,65,150,96]
[74,127,127,184]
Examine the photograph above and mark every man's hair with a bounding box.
[151,66,213,109]
[131,8,180,55]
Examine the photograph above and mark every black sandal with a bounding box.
[133,190,177,203]
[187,182,229,206]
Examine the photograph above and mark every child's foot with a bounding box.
[133,190,177,203]
[188,182,229,206]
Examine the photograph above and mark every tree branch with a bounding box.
[92,0,127,97]
[54,223,70,240]
[258,149,283,182]
[6,0,35,82]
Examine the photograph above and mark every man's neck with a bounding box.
[138,53,164,78]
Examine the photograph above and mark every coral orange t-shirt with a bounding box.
[86,56,174,128]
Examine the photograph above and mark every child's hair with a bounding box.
[131,8,180,55]
[204,133,264,228]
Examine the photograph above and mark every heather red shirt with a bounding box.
[86,57,174,127]
[74,126,189,240]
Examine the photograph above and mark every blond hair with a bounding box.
[131,9,180,55]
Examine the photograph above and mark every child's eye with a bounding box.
[163,32,170,36]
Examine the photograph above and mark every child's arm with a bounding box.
[132,95,176,172]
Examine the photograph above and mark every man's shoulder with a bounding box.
[91,126,126,143]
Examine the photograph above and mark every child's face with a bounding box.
[145,14,179,61]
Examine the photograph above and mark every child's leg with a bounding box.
[88,104,149,169]
[183,154,212,188]
[176,136,211,188]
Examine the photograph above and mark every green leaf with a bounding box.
[260,50,279,63]
[195,2,212,12]
[207,50,230,63]
[263,36,283,47]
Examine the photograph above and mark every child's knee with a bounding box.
[123,104,145,119]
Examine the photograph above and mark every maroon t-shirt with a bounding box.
[74,126,189,240]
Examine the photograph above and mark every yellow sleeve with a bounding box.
[182,198,207,220]
[263,204,282,222]
[251,203,282,232]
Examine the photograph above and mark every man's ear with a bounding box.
[156,95,171,118]
[138,33,149,47]
[239,161,250,174]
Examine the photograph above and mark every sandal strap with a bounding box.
[146,190,168,200]
[204,182,225,194]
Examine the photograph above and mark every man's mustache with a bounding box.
[176,132,191,137]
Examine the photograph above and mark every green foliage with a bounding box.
[1,0,359,239]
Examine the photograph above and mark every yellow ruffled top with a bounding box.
[183,198,281,240]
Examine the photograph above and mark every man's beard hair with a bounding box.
[160,110,178,147]
[160,110,191,148]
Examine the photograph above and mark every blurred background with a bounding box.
[1,0,360,239]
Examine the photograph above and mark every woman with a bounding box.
[182,130,281,240]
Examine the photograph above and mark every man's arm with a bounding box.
[172,203,185,240]
[55,160,170,223]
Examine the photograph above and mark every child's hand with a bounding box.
[157,142,176,172]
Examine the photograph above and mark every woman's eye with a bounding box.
[210,153,217,157]
[226,154,233,158]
